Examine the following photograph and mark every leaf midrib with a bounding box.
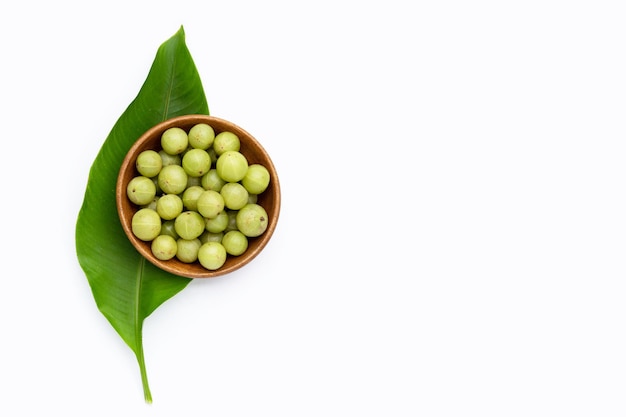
[161,50,177,121]
[134,256,146,345]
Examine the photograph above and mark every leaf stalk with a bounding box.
[136,344,153,404]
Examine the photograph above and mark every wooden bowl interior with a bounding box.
[116,114,281,278]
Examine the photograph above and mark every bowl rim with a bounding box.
[116,114,281,279]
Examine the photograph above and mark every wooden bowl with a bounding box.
[116,114,281,278]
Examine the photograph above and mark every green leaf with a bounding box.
[75,26,209,403]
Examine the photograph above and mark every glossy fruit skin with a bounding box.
[224,210,238,233]
[182,185,204,211]
[205,210,229,233]
[236,203,268,237]
[186,175,202,188]
[175,238,201,263]
[132,208,162,241]
[201,169,226,192]
[213,131,240,155]
[198,242,227,270]
[159,150,181,167]
[136,150,163,177]
[174,211,205,240]
[199,231,223,244]
[161,127,189,155]
[160,219,179,239]
[196,190,225,219]
[151,234,177,260]
[156,194,183,220]
[220,182,249,210]
[127,176,157,206]
[188,123,215,150]
[182,148,211,177]
[222,230,248,256]
[241,164,270,195]
[216,150,248,183]
[158,165,188,195]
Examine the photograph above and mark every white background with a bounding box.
[1,0,625,415]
